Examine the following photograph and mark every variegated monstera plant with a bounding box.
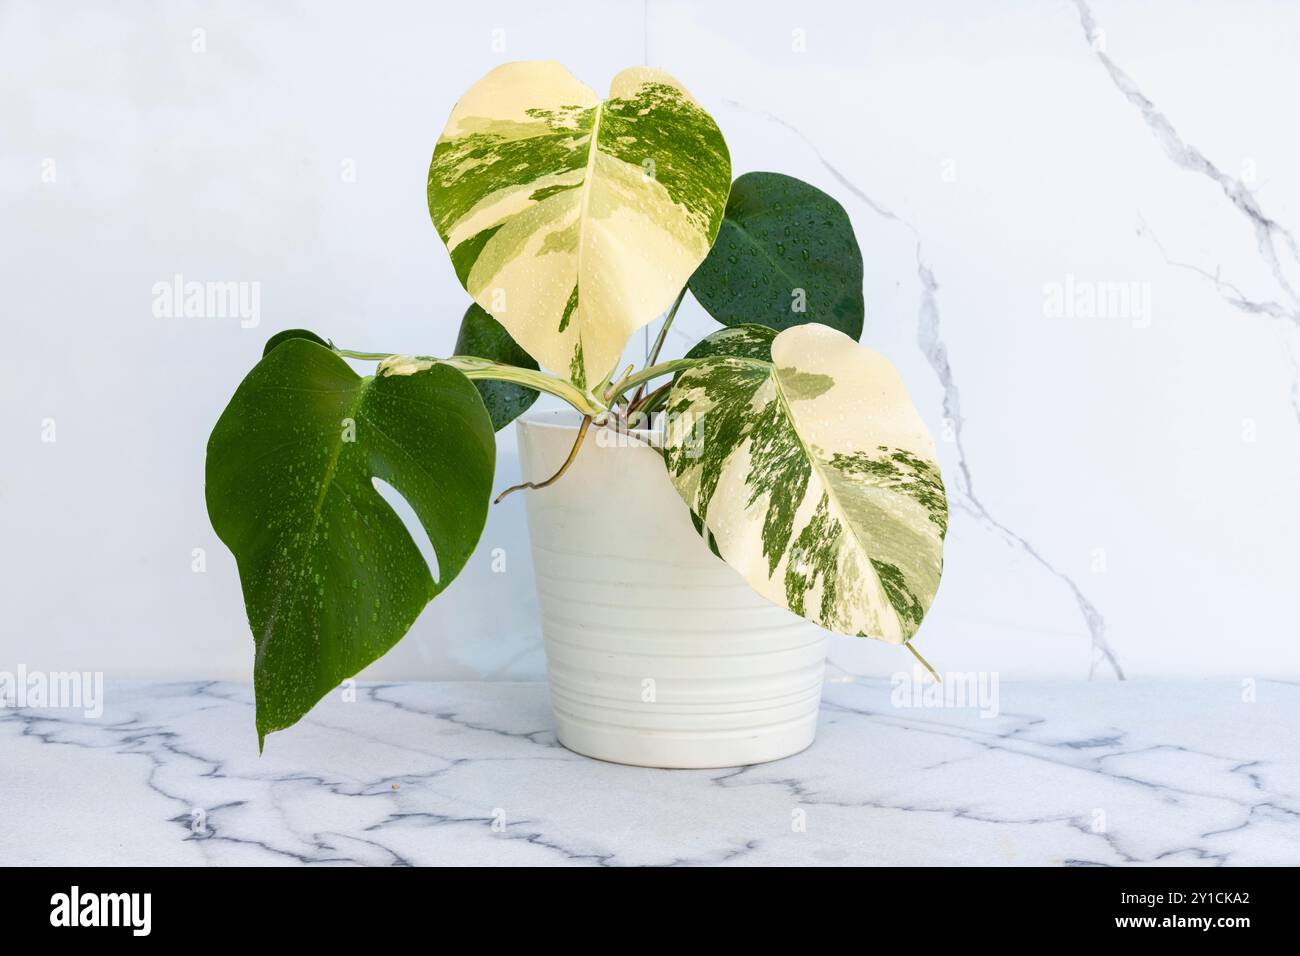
[206,62,948,746]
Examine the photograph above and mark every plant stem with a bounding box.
[906,642,941,682]
[334,348,395,361]
[645,286,686,368]
[602,364,636,404]
[447,356,605,416]
[631,287,688,405]
[493,415,592,503]
[609,358,699,406]
[627,380,671,416]
[334,346,606,417]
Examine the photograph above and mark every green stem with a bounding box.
[609,358,700,405]
[448,356,606,417]
[602,364,636,404]
[905,642,941,682]
[632,287,688,405]
[334,348,394,362]
[645,286,687,368]
[335,346,606,417]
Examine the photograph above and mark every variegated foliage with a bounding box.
[663,324,947,643]
[427,61,731,389]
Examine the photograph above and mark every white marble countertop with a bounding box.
[2,679,1296,867]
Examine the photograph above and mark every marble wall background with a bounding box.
[3,0,1298,683]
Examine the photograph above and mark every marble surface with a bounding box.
[3,678,1296,866]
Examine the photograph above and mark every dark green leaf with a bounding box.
[205,339,495,745]
[262,328,332,357]
[689,172,864,338]
[454,303,540,430]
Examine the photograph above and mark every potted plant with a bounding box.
[205,61,948,767]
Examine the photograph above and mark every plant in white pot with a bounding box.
[205,62,948,766]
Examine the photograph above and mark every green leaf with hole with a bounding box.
[205,338,496,745]
[454,303,539,430]
[688,172,864,338]
[663,323,945,643]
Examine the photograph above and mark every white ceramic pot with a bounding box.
[516,408,828,769]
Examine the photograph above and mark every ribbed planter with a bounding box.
[516,408,828,769]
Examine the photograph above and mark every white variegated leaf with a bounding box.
[427,61,731,389]
[663,324,947,643]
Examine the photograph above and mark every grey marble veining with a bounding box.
[2,680,1296,866]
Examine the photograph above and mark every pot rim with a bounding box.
[518,406,660,443]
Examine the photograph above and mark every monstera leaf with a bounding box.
[689,172,864,338]
[205,338,496,744]
[663,324,946,643]
[673,325,780,563]
[427,61,732,389]
[682,322,777,364]
[454,302,539,430]
[262,327,331,357]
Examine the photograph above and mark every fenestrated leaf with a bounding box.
[205,338,495,745]
[663,323,945,643]
[263,328,332,357]
[427,61,732,389]
[453,302,539,430]
[688,172,864,338]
